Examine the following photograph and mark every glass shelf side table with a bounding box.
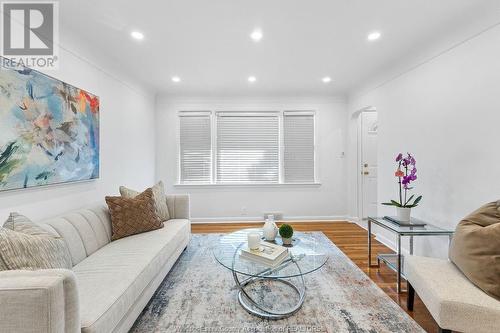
[367,217,454,293]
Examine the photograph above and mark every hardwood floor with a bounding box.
[192,221,438,333]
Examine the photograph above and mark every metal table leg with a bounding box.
[368,219,372,267]
[397,234,402,293]
[233,269,306,320]
[231,244,306,320]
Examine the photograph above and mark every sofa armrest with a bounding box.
[166,194,190,220]
[0,269,80,333]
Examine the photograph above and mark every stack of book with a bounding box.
[240,241,289,267]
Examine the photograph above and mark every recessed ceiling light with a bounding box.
[322,76,332,83]
[130,31,144,40]
[250,29,263,42]
[171,76,181,83]
[248,76,257,83]
[367,31,381,41]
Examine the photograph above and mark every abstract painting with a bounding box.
[0,64,99,191]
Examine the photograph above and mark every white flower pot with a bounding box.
[396,207,411,222]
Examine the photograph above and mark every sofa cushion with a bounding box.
[73,219,190,333]
[5,213,57,236]
[405,255,500,333]
[106,188,163,240]
[449,201,500,300]
[39,204,112,266]
[120,181,170,221]
[0,214,72,270]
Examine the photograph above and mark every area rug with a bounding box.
[131,233,424,333]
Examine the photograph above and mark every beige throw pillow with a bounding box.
[0,213,72,270]
[106,188,164,241]
[4,212,55,236]
[449,201,500,300]
[120,181,170,221]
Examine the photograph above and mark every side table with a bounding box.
[367,217,454,293]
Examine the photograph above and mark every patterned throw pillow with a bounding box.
[0,213,72,270]
[120,181,170,221]
[106,188,164,241]
[4,212,55,236]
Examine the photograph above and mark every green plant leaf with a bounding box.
[390,200,402,207]
[405,196,423,208]
[381,202,396,206]
[405,194,415,205]
[413,195,422,205]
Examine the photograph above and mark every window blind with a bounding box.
[216,112,279,183]
[179,111,212,183]
[283,111,315,183]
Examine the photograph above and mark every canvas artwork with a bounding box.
[0,65,99,191]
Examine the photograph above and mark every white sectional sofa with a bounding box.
[0,194,191,333]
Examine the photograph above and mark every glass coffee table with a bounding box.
[213,228,328,320]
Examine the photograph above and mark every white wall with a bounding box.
[347,24,500,258]
[0,28,156,221]
[156,95,348,221]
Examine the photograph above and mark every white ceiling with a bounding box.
[60,0,500,96]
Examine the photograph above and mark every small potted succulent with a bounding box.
[279,224,294,245]
[382,152,423,221]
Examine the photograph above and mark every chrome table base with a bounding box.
[231,244,306,320]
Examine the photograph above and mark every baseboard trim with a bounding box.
[191,215,349,223]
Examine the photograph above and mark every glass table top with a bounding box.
[368,217,454,235]
[212,228,328,278]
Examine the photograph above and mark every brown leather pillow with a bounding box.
[449,201,500,300]
[105,188,163,241]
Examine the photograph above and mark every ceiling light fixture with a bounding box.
[171,76,181,83]
[130,31,144,40]
[322,76,332,83]
[250,29,263,42]
[367,31,381,41]
[248,76,257,83]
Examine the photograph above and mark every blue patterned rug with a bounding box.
[131,233,423,333]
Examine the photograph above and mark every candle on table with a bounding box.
[247,232,261,250]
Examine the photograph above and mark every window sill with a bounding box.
[174,182,322,188]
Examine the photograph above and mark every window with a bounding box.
[216,112,279,183]
[283,111,315,183]
[178,111,212,183]
[178,110,315,185]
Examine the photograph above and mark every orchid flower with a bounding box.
[382,152,422,208]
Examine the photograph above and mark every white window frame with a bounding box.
[176,110,320,187]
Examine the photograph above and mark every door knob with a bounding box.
[364,163,368,167]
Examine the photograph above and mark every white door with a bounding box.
[360,111,378,219]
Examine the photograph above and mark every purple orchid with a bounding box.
[382,152,422,208]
